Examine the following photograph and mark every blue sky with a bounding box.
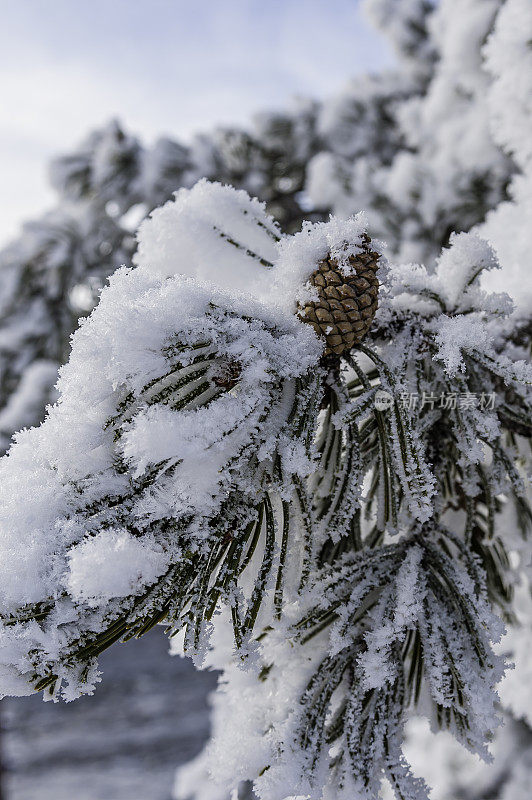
[0,0,392,244]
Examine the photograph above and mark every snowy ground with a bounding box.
[1,628,217,800]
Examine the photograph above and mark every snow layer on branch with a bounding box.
[384,230,513,322]
[434,316,493,376]
[136,180,379,316]
[392,233,529,378]
[0,264,319,614]
[66,529,168,607]
[435,233,499,308]
[0,183,388,701]
[360,546,425,690]
[134,179,281,296]
[0,181,351,699]
[187,538,506,800]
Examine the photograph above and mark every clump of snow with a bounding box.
[435,233,499,308]
[66,529,168,607]
[434,315,493,376]
[384,231,513,323]
[134,179,280,297]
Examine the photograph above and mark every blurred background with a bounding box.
[0,0,392,247]
[0,2,392,799]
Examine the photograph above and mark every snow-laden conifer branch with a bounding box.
[284,533,504,799]
[0,181,530,800]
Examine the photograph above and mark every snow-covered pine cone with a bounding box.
[299,234,379,356]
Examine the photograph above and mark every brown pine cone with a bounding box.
[298,234,380,355]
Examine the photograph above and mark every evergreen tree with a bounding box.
[307,0,513,264]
